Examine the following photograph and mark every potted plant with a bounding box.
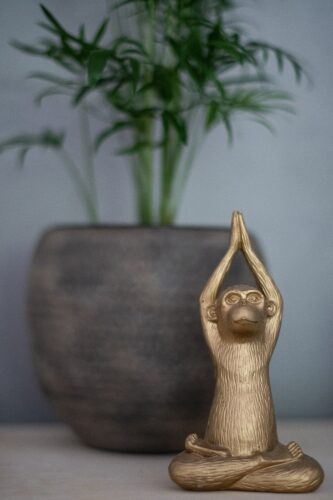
[1,1,304,451]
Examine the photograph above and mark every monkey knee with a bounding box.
[294,461,324,492]
[276,459,324,493]
[168,458,197,490]
[168,453,226,491]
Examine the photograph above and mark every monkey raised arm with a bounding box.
[200,212,240,357]
[238,213,283,352]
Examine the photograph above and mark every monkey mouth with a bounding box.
[234,318,258,324]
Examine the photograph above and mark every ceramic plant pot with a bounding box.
[28,226,255,452]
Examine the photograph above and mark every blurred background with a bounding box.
[0,0,332,423]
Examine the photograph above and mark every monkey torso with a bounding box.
[205,338,278,457]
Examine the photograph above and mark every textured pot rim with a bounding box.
[41,223,230,234]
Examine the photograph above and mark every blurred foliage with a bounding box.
[1,1,306,224]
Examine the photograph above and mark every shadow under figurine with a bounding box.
[169,212,324,493]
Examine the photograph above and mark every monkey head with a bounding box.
[207,285,277,339]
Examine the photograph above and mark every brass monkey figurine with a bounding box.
[169,212,324,493]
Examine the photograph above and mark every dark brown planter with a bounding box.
[28,226,255,452]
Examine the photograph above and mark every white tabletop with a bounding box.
[1,420,332,500]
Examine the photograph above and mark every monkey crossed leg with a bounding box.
[169,435,324,493]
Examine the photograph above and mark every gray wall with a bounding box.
[0,0,332,422]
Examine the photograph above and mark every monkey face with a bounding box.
[213,287,275,339]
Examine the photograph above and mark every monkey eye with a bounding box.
[225,293,240,305]
[247,292,262,304]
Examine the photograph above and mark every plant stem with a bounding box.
[134,140,153,225]
[146,0,155,59]
[159,134,170,225]
[168,123,204,223]
[168,141,198,223]
[159,127,184,225]
[132,0,155,225]
[57,148,98,223]
[79,106,99,221]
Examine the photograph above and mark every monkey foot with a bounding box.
[185,433,230,457]
[287,441,304,459]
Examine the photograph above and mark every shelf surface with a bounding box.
[0,420,332,500]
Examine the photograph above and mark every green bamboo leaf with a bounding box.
[94,121,134,150]
[136,82,154,95]
[40,4,87,47]
[92,19,109,45]
[275,49,284,72]
[28,71,75,87]
[40,4,67,36]
[163,111,188,144]
[87,49,110,85]
[37,21,58,35]
[10,40,44,56]
[252,116,276,134]
[0,129,65,167]
[0,130,64,150]
[205,101,220,130]
[153,65,179,102]
[72,85,91,105]
[248,41,307,83]
[119,47,147,58]
[222,74,271,86]
[117,140,151,155]
[222,114,233,144]
[112,37,148,59]
[17,148,30,167]
[34,86,71,105]
[170,115,187,145]
[212,38,253,64]
[129,59,140,92]
[292,60,303,83]
[79,25,86,42]
[60,39,82,64]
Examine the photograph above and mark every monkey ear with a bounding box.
[266,300,277,317]
[206,305,218,322]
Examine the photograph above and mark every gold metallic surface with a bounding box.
[169,212,324,492]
